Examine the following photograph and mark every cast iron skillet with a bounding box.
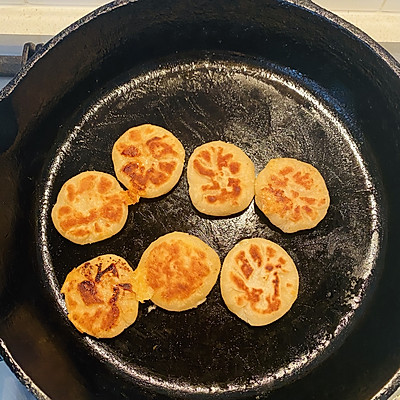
[0,0,399,399]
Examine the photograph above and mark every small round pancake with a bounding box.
[187,141,255,216]
[51,171,136,245]
[61,254,139,338]
[220,238,299,326]
[112,124,185,198]
[133,232,221,311]
[255,158,330,233]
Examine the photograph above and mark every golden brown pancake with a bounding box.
[187,141,255,216]
[220,238,299,326]
[61,254,138,338]
[112,124,185,198]
[133,232,221,311]
[255,158,330,233]
[51,171,136,245]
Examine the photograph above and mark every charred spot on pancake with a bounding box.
[70,228,91,238]
[101,286,121,331]
[200,150,211,162]
[78,174,96,193]
[265,263,274,272]
[58,206,72,217]
[146,136,178,158]
[262,185,293,217]
[271,174,288,188]
[121,145,140,157]
[193,159,215,177]
[78,280,103,305]
[59,209,96,232]
[118,283,133,291]
[266,246,276,258]
[293,171,313,190]
[301,196,317,205]
[229,162,240,174]
[98,176,113,194]
[230,268,282,315]
[128,128,142,141]
[249,244,262,267]
[231,273,263,305]
[100,201,124,222]
[66,184,76,202]
[159,161,176,174]
[235,251,254,279]
[95,263,119,283]
[205,178,242,204]
[122,162,171,193]
[279,166,294,175]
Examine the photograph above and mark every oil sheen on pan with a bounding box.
[37,55,382,395]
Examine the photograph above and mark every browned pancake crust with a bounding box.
[220,238,299,326]
[112,124,185,198]
[187,141,255,216]
[51,171,135,244]
[133,232,221,311]
[61,254,138,338]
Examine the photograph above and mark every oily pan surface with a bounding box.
[38,55,381,394]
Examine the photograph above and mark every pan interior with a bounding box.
[38,54,381,395]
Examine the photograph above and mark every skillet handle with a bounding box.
[21,42,43,68]
[0,42,43,78]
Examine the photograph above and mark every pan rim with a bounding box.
[0,0,400,103]
[0,339,50,400]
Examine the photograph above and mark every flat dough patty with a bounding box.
[61,254,138,338]
[112,124,185,198]
[51,171,134,245]
[255,158,330,233]
[133,232,221,311]
[187,141,255,216]
[220,238,299,326]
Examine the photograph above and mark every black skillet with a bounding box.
[0,0,399,399]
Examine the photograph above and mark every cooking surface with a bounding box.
[35,55,381,394]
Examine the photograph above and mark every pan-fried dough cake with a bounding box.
[255,158,330,233]
[61,254,138,338]
[220,238,299,326]
[51,171,136,245]
[112,124,185,198]
[133,232,221,311]
[187,141,255,216]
